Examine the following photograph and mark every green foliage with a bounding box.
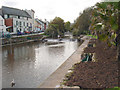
[99,34,108,42]
[95,24,102,30]
[72,7,92,36]
[106,87,120,90]
[87,35,98,39]
[72,29,79,36]
[89,2,118,46]
[45,17,65,38]
[64,21,71,32]
[112,24,118,31]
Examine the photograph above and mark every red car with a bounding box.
[24,31,30,34]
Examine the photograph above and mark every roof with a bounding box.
[39,19,45,24]
[2,6,31,18]
[35,18,45,25]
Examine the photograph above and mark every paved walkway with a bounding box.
[39,36,90,88]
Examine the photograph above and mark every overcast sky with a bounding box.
[0,0,101,23]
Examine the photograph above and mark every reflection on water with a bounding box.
[2,39,80,88]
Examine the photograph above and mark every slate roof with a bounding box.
[39,19,45,24]
[2,6,31,18]
[35,18,45,25]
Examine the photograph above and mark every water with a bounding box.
[2,39,81,88]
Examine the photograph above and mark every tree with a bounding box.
[45,17,65,38]
[64,21,71,32]
[89,2,119,60]
[72,7,93,35]
[89,2,118,46]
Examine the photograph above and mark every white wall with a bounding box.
[0,15,6,32]
[25,9,35,31]
[13,18,31,33]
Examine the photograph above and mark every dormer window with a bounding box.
[18,16,20,19]
[8,15,9,18]
[4,15,8,19]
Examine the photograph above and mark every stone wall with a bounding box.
[1,34,43,46]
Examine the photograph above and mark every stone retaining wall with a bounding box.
[1,34,44,46]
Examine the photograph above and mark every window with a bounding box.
[30,23,32,26]
[16,28,18,32]
[8,15,9,18]
[9,15,13,18]
[18,16,20,19]
[0,20,3,26]
[27,23,28,27]
[16,21,18,26]
[20,21,22,26]
[4,15,8,19]
[23,22,25,26]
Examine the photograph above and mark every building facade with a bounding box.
[25,9,35,31]
[34,18,41,32]
[34,18,45,32]
[44,19,49,30]
[0,6,34,34]
[34,18,49,32]
[0,15,6,32]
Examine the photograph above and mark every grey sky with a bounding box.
[0,0,101,23]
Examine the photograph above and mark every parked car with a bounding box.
[29,31,33,34]
[17,30,25,35]
[24,31,30,34]
[17,31,22,35]
[21,31,25,35]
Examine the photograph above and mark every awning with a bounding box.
[6,26,12,29]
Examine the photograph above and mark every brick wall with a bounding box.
[5,18,13,26]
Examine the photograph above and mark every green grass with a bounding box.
[40,33,45,35]
[111,42,116,46]
[87,35,98,39]
[105,87,120,90]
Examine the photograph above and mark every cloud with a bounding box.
[46,9,56,15]
[0,0,101,23]
[2,0,18,7]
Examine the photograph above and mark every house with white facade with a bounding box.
[25,9,35,32]
[0,6,34,34]
[0,10,6,33]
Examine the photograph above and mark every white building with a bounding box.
[25,9,35,31]
[0,15,6,33]
[0,6,34,34]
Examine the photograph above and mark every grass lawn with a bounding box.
[87,35,98,39]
